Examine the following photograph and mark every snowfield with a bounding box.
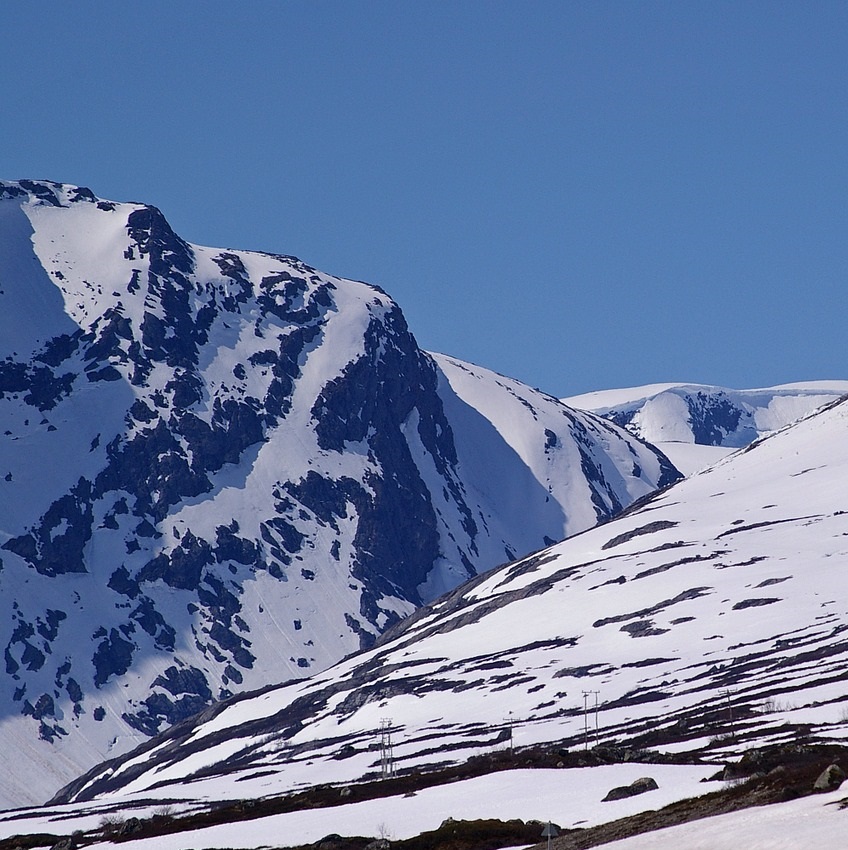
[0,764,717,848]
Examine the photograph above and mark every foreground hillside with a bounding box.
[0,180,677,806]
[57,393,848,813]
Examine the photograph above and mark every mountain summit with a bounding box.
[0,180,676,805]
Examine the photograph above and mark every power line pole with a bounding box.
[379,718,394,779]
[593,690,600,746]
[720,690,735,739]
[505,711,514,754]
[582,690,599,749]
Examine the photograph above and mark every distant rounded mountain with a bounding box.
[564,381,848,474]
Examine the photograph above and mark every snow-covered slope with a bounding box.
[423,354,678,597]
[565,382,848,474]
[61,394,848,808]
[595,788,848,850]
[0,180,677,807]
[0,763,720,848]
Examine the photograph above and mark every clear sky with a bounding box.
[2,1,846,397]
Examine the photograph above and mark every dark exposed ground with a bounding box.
[2,742,847,850]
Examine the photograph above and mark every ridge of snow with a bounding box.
[563,381,848,413]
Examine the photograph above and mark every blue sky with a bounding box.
[2,1,846,396]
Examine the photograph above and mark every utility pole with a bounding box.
[720,690,735,739]
[379,718,394,779]
[582,691,589,750]
[582,690,599,750]
[593,690,600,746]
[505,711,514,754]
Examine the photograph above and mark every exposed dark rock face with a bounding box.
[311,306,466,607]
[602,520,678,550]
[686,391,743,445]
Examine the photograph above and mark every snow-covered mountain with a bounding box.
[564,382,848,475]
[60,393,848,811]
[0,180,677,806]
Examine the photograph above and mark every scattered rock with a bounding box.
[632,776,660,792]
[602,776,659,802]
[117,817,143,836]
[814,763,845,791]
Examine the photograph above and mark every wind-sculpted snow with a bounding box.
[59,395,848,810]
[0,180,673,807]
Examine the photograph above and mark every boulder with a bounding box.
[602,776,659,802]
[117,817,143,836]
[631,776,660,794]
[814,764,845,792]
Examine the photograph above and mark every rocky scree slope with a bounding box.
[0,180,677,806]
[58,394,848,808]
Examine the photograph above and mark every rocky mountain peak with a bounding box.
[0,181,677,806]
